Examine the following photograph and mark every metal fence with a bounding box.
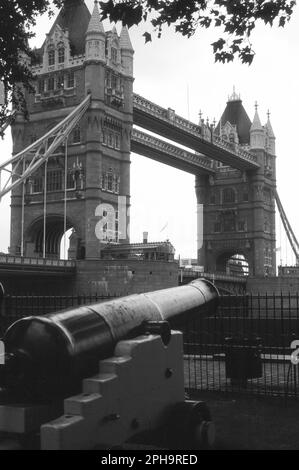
[0,293,117,336]
[183,293,299,399]
[2,292,299,399]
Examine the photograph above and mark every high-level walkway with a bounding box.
[133,94,260,171]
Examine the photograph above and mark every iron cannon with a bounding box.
[0,279,218,400]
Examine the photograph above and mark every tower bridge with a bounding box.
[0,0,296,295]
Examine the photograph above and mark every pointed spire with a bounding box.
[228,85,241,102]
[250,101,263,131]
[87,1,105,35]
[120,25,134,52]
[266,110,275,138]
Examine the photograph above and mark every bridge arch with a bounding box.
[25,214,85,260]
[216,250,249,277]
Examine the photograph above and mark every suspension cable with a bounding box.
[0,94,91,199]
[43,159,48,259]
[63,137,68,260]
[275,190,299,264]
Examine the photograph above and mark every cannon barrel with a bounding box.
[0,279,218,400]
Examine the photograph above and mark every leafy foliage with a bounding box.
[100,0,296,64]
[0,0,63,129]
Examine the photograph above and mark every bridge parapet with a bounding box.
[212,135,258,166]
[133,93,260,170]
[131,129,215,174]
[0,255,76,269]
[133,93,201,136]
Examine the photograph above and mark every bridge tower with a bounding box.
[196,92,276,276]
[10,0,133,260]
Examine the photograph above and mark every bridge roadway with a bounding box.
[0,255,76,276]
[133,94,260,172]
[131,129,215,175]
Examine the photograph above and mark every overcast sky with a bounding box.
[0,0,298,265]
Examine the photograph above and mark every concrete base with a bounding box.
[41,332,185,450]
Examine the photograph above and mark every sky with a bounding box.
[0,0,298,265]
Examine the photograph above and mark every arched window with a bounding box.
[73,126,81,144]
[229,132,235,143]
[48,76,55,91]
[223,188,236,204]
[58,45,65,64]
[48,48,55,66]
[111,47,117,63]
[67,71,75,88]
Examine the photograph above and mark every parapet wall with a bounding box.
[75,259,178,295]
[247,276,299,294]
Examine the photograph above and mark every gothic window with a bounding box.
[102,131,107,146]
[214,221,221,233]
[238,220,246,232]
[48,48,55,66]
[113,175,120,194]
[108,133,114,147]
[58,45,65,64]
[48,76,55,91]
[106,71,111,88]
[32,176,43,194]
[223,212,236,232]
[223,188,236,204]
[107,173,113,191]
[57,74,64,89]
[101,173,106,189]
[67,71,75,88]
[38,79,44,94]
[47,170,62,192]
[111,47,117,63]
[73,126,81,144]
[114,133,120,150]
[67,172,76,190]
[111,74,117,89]
[243,192,249,202]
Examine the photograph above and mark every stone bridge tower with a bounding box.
[10,0,133,260]
[196,91,276,277]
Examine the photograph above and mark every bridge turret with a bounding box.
[265,111,276,156]
[120,26,134,78]
[250,103,265,150]
[85,1,105,63]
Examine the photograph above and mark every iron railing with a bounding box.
[2,292,299,399]
[183,293,299,399]
[0,293,118,335]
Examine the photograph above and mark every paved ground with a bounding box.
[190,391,299,449]
[184,356,299,398]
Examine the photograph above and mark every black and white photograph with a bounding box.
[0,0,298,454]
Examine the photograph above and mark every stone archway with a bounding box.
[216,251,249,277]
[25,215,84,259]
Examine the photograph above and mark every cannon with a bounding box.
[0,279,219,450]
